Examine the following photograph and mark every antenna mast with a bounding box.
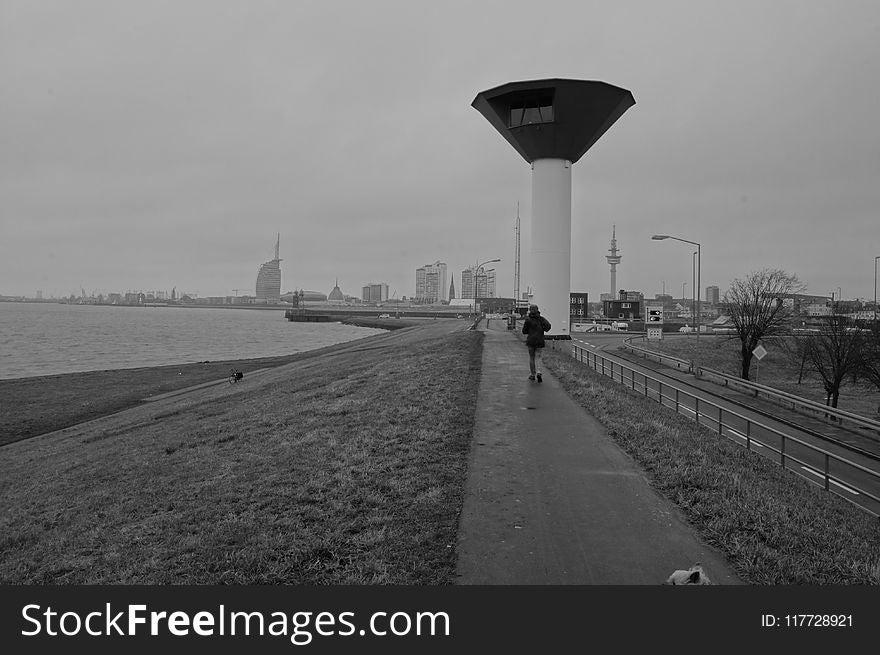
[514,202,521,308]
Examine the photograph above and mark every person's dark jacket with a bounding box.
[522,310,551,348]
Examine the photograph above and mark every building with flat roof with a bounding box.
[415,261,447,303]
[706,285,720,305]
[362,283,389,303]
[461,265,496,299]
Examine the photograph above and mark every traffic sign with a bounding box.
[646,306,663,323]
[752,344,767,360]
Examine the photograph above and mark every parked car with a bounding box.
[611,321,628,331]
[378,313,391,318]
[679,325,694,333]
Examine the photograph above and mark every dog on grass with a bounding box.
[665,564,712,585]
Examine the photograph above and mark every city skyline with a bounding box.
[2,2,878,304]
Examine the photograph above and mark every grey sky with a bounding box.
[2,0,878,302]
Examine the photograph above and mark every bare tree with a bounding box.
[723,269,805,380]
[786,315,866,409]
[859,322,880,403]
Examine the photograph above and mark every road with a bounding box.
[568,332,880,518]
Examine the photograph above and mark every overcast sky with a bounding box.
[2,0,878,303]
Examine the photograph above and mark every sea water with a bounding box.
[0,302,384,380]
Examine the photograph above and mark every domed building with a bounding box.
[328,279,345,303]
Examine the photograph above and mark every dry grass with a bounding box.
[0,323,482,584]
[542,347,880,585]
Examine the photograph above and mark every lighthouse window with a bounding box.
[509,103,554,128]
[509,107,524,126]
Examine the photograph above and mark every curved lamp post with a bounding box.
[874,256,879,323]
[473,258,501,317]
[653,235,701,341]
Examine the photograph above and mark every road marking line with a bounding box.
[800,467,859,495]
[725,429,764,448]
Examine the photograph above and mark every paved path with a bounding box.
[455,322,742,585]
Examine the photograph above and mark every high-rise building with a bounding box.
[461,265,496,299]
[449,275,455,300]
[415,261,447,303]
[255,234,282,303]
[361,283,389,303]
[706,285,720,305]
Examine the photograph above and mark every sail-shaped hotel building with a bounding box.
[255,234,282,303]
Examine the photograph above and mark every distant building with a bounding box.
[603,290,642,320]
[328,279,344,302]
[570,292,588,325]
[362,283,389,303]
[461,265,496,299]
[449,276,456,300]
[415,261,447,303]
[705,285,720,305]
[654,293,674,308]
[255,234,282,303]
[806,303,832,317]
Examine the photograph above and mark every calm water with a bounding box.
[0,302,384,380]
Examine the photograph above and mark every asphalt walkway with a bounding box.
[455,321,742,585]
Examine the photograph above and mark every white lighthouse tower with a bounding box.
[472,79,635,338]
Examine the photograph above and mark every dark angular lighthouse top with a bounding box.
[472,78,635,164]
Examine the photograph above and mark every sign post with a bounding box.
[646,305,664,341]
[752,344,767,383]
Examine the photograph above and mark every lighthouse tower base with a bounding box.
[530,158,571,340]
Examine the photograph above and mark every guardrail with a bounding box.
[570,343,880,519]
[621,336,880,437]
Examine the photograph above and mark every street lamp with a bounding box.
[653,235,701,341]
[473,258,500,318]
[692,250,698,330]
[874,256,879,323]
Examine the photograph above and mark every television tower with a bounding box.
[606,225,621,298]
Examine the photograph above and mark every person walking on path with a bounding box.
[522,304,551,382]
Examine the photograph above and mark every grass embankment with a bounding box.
[0,324,421,447]
[541,347,880,584]
[0,323,482,584]
[639,335,880,419]
[0,353,325,447]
